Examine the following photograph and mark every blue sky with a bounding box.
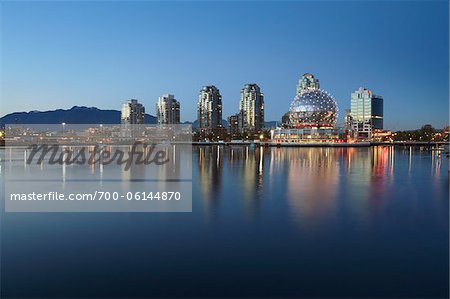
[1,1,448,130]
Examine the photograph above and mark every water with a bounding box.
[1,146,448,298]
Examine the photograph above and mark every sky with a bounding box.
[1,0,448,130]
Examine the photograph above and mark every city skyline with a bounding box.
[1,1,448,130]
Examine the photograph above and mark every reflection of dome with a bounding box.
[289,89,338,128]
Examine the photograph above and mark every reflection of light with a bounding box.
[62,147,67,182]
[197,146,223,212]
[259,147,263,174]
[24,149,27,169]
[372,146,393,180]
[285,148,339,230]
[431,150,434,175]
[390,146,394,176]
[435,152,441,178]
[217,145,220,166]
[408,147,412,177]
[99,147,104,176]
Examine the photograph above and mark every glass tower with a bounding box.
[350,87,384,139]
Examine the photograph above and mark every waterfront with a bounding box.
[1,146,448,298]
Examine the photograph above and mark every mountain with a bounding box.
[0,106,157,125]
[264,121,279,129]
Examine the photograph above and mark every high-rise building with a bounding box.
[239,84,264,133]
[121,99,145,124]
[197,85,223,130]
[156,94,180,125]
[296,73,320,96]
[350,87,383,139]
[227,113,240,136]
[344,109,353,141]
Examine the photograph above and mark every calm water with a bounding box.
[1,146,448,298]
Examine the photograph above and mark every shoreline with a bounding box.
[0,141,447,148]
[192,141,448,147]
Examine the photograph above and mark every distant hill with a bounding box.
[264,121,279,129]
[0,106,157,125]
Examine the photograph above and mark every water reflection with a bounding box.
[197,146,223,211]
[233,146,265,214]
[195,145,269,219]
[1,145,448,297]
[195,145,447,230]
[282,148,340,229]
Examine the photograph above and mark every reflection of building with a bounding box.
[121,99,145,124]
[239,84,264,133]
[197,146,223,213]
[281,148,339,229]
[197,85,223,131]
[156,94,180,125]
[273,74,339,143]
[350,87,383,140]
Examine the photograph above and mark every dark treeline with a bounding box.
[393,124,449,142]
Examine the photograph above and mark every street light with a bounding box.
[61,122,66,136]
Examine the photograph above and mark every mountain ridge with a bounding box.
[0,106,277,129]
[0,106,157,125]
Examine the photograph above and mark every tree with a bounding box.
[419,124,435,142]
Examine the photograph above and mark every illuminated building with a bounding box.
[273,74,339,143]
[197,85,223,131]
[156,94,180,125]
[121,99,145,124]
[239,84,264,133]
[296,73,320,95]
[350,87,383,140]
[228,113,240,136]
[288,89,338,128]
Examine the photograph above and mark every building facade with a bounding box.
[197,85,223,131]
[239,84,264,133]
[273,73,339,143]
[156,94,180,125]
[121,99,145,125]
[350,87,383,140]
[296,73,320,96]
[271,127,339,143]
[289,89,338,128]
[227,113,240,136]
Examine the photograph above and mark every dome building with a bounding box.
[272,74,340,143]
[289,89,338,128]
